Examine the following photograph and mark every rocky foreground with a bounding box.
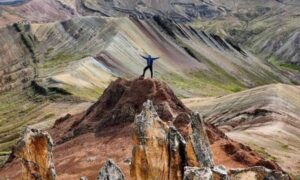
[0,78,290,179]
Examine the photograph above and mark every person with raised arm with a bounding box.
[140,54,159,78]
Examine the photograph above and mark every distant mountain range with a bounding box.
[0,0,299,178]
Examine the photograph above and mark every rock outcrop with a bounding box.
[183,166,213,180]
[131,100,185,180]
[97,159,125,180]
[131,99,290,180]
[185,113,214,168]
[212,166,228,180]
[131,100,215,179]
[14,127,56,180]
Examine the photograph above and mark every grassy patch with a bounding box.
[278,63,300,72]
[38,53,88,76]
[251,144,277,161]
[61,84,104,102]
[270,57,300,73]
[280,144,289,150]
[39,53,77,70]
[228,86,243,93]
[0,151,10,156]
[0,81,99,164]
[43,113,55,120]
[0,89,52,157]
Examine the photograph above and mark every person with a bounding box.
[140,54,159,78]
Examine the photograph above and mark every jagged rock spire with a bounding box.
[186,113,214,167]
[15,127,56,180]
[131,100,186,179]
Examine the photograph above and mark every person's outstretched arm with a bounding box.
[140,54,148,60]
[153,57,159,60]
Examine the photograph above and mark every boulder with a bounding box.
[15,127,56,180]
[183,166,212,180]
[212,166,228,180]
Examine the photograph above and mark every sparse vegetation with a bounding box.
[0,87,86,159]
[0,151,10,156]
[38,53,89,76]
[281,144,289,150]
[251,144,277,161]
[270,57,300,73]
[43,113,55,120]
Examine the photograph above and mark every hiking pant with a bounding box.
[142,65,153,78]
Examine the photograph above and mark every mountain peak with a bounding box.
[52,77,191,143]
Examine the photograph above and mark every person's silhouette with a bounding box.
[141,54,159,78]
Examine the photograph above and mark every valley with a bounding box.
[0,0,299,179]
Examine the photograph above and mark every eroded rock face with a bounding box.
[97,159,124,180]
[131,100,188,179]
[169,127,186,180]
[0,23,35,93]
[229,166,289,180]
[131,100,173,179]
[131,100,215,180]
[130,100,291,180]
[186,113,214,168]
[14,127,56,180]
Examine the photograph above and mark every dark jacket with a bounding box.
[141,55,159,66]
